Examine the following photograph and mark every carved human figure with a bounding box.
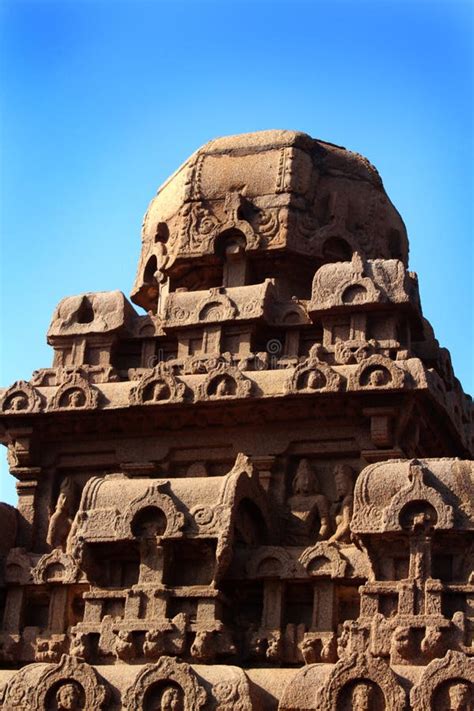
[67,389,85,407]
[288,459,330,543]
[328,464,354,543]
[152,381,170,402]
[368,368,387,387]
[300,368,326,391]
[46,477,76,551]
[56,682,83,711]
[446,682,472,711]
[215,376,234,397]
[351,682,376,711]
[159,687,181,711]
[7,394,28,411]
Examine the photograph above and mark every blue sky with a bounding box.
[1,0,472,504]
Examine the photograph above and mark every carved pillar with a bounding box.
[398,580,416,615]
[262,580,283,629]
[202,325,221,354]
[252,456,276,492]
[13,468,41,549]
[425,579,443,615]
[197,598,219,627]
[312,580,334,631]
[83,598,102,624]
[139,538,164,585]
[48,587,68,633]
[3,587,24,632]
[284,330,300,357]
[223,243,247,287]
[151,589,168,620]
[409,535,432,614]
[363,407,396,448]
[125,589,142,619]
[141,338,157,369]
[359,587,378,618]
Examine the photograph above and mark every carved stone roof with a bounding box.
[131,130,408,311]
[352,458,474,533]
[0,130,472,711]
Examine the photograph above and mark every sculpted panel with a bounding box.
[197,365,253,400]
[48,372,99,411]
[410,651,474,711]
[0,380,42,414]
[316,653,406,711]
[123,657,207,711]
[129,366,186,405]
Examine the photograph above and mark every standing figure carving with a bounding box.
[329,464,354,543]
[46,477,76,551]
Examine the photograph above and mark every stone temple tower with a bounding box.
[0,130,472,710]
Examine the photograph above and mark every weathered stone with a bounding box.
[0,130,472,709]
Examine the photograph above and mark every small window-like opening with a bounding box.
[299,325,324,356]
[388,228,403,260]
[393,556,410,580]
[378,593,398,617]
[442,593,466,618]
[84,542,140,588]
[77,297,94,324]
[214,228,247,260]
[102,598,125,620]
[154,222,169,244]
[68,592,85,627]
[322,237,352,262]
[284,583,313,627]
[222,581,263,628]
[433,554,454,582]
[111,339,142,370]
[215,229,248,287]
[131,506,167,538]
[167,597,197,622]
[234,499,267,546]
[163,540,216,586]
[399,500,438,532]
[24,592,50,629]
[144,255,158,283]
[337,585,360,625]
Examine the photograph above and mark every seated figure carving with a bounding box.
[7,394,28,411]
[147,685,183,711]
[159,687,182,711]
[287,459,330,544]
[55,682,83,711]
[445,682,472,711]
[351,682,374,711]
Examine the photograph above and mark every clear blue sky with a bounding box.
[1,0,473,504]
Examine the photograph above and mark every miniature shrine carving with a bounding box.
[0,130,472,708]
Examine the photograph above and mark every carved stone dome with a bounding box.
[131,130,408,312]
